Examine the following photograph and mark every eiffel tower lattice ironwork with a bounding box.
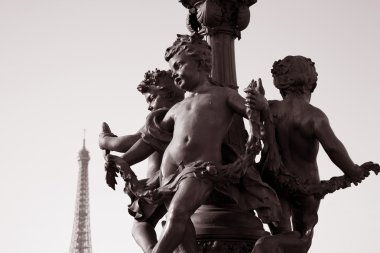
[70,133,93,253]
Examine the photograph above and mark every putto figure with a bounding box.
[248,55,379,253]
[107,34,282,253]
[99,69,184,253]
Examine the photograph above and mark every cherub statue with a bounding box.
[247,55,379,253]
[99,69,184,253]
[106,34,282,253]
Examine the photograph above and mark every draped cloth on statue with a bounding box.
[127,108,281,223]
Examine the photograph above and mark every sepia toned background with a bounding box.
[0,0,379,252]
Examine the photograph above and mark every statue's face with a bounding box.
[144,91,164,111]
[143,88,174,111]
[168,53,202,92]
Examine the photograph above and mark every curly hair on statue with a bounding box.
[137,69,184,103]
[164,34,212,73]
[271,55,318,98]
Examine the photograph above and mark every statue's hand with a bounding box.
[360,161,380,174]
[106,154,138,184]
[245,79,268,113]
[346,164,371,185]
[106,153,126,166]
[99,122,117,150]
[357,161,379,180]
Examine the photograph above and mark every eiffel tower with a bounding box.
[70,133,93,253]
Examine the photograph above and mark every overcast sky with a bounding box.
[0,0,379,252]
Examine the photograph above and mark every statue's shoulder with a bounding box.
[140,108,173,153]
[305,103,328,121]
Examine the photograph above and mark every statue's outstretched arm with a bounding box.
[120,139,155,166]
[313,111,366,181]
[104,139,155,191]
[99,122,141,153]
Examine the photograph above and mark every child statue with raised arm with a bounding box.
[106,34,282,253]
[248,55,379,253]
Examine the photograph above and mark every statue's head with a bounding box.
[164,34,212,91]
[271,56,318,98]
[137,69,184,111]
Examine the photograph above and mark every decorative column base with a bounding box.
[192,204,268,253]
[197,239,255,253]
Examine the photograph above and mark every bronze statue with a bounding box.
[104,34,282,253]
[99,69,184,253]
[98,3,379,253]
[99,50,379,253]
[247,55,379,253]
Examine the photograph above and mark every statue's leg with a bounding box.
[253,231,305,253]
[132,204,167,253]
[177,219,197,253]
[253,195,319,253]
[268,195,292,235]
[159,214,197,253]
[152,177,213,253]
[132,220,157,253]
[291,196,320,252]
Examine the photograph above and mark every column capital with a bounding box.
[181,0,257,39]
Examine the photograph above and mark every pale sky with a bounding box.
[0,0,379,252]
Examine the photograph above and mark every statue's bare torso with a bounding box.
[160,86,244,183]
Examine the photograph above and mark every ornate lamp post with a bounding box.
[182,0,256,88]
[181,0,257,153]
[178,1,268,252]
